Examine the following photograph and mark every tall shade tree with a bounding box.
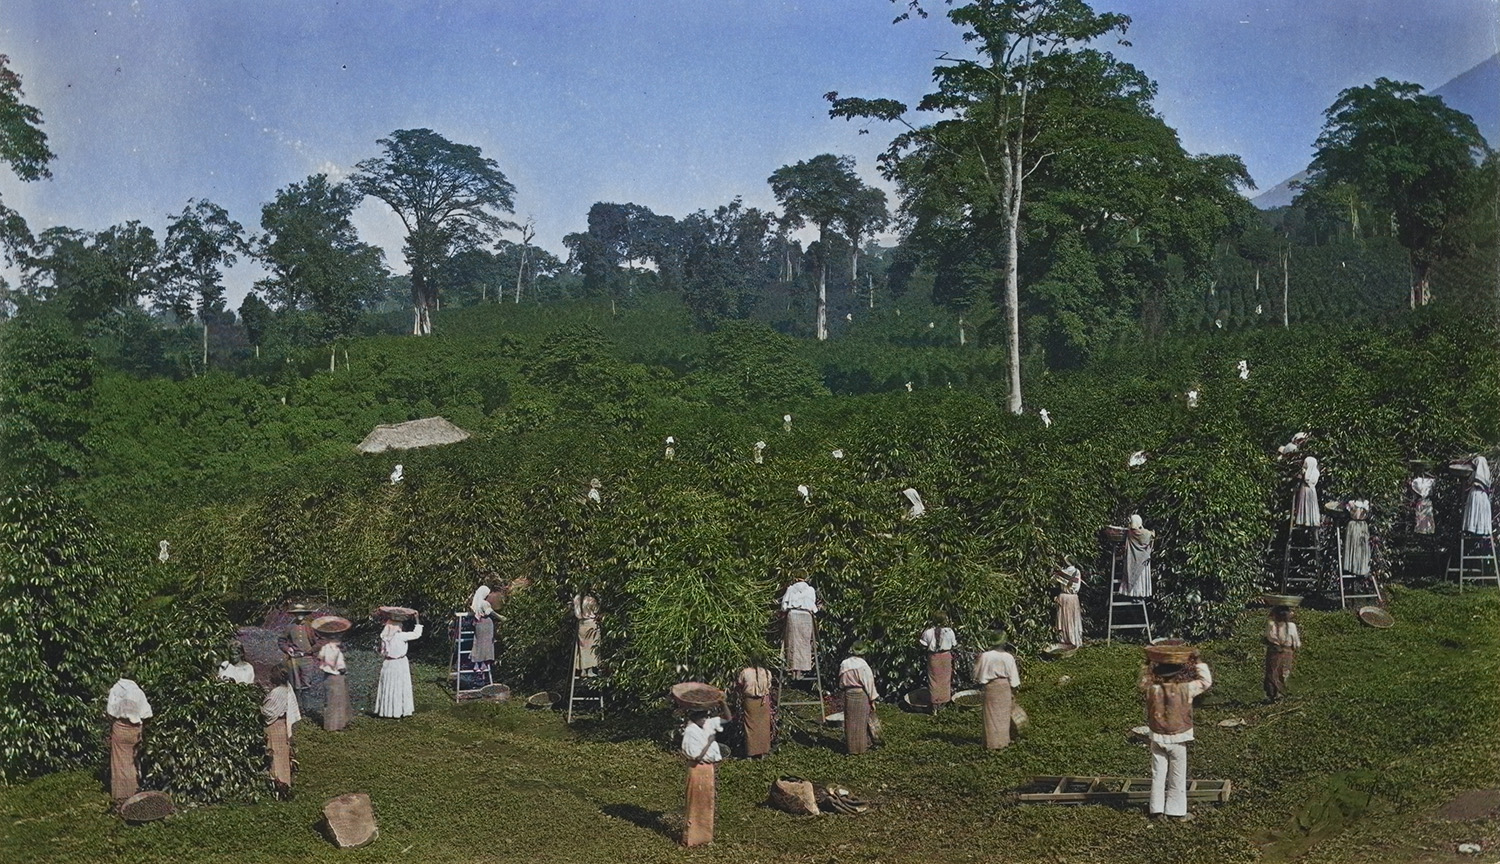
[352,128,517,334]
[21,222,161,324]
[1301,78,1492,307]
[160,199,246,368]
[0,55,53,266]
[255,173,387,366]
[237,292,273,359]
[841,186,891,285]
[830,0,1133,413]
[768,153,863,340]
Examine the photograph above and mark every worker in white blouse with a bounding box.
[838,643,882,754]
[918,612,957,714]
[974,637,1021,750]
[778,575,821,679]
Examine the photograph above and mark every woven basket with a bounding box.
[1261,594,1303,608]
[669,682,724,710]
[1144,643,1196,665]
[311,615,351,634]
[119,791,174,823]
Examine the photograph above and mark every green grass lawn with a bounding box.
[4,586,1499,863]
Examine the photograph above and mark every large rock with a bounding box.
[323,793,378,849]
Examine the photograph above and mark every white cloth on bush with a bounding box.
[106,679,153,724]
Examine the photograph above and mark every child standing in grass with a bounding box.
[1140,648,1212,822]
[681,701,731,847]
[1263,600,1302,702]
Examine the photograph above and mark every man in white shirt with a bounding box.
[918,612,957,713]
[779,576,820,679]
[1140,650,1213,822]
[838,645,881,754]
[974,637,1021,749]
[681,704,731,847]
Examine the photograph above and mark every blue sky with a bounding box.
[1,0,1496,304]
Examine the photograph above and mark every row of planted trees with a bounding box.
[156,308,1496,712]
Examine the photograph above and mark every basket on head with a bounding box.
[1446,461,1476,477]
[669,682,725,711]
[311,615,352,635]
[374,606,417,622]
[1408,459,1434,475]
[1144,643,1197,665]
[1262,594,1303,608]
[1100,526,1127,543]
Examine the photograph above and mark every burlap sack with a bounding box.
[768,776,820,816]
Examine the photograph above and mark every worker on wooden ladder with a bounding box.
[779,574,820,679]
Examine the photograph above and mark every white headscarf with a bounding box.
[471,585,493,618]
[1474,456,1492,487]
[106,679,153,724]
[1128,514,1144,530]
[1302,456,1320,486]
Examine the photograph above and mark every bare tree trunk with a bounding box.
[1001,151,1023,415]
[202,321,209,369]
[255,344,260,359]
[343,348,350,370]
[816,259,828,341]
[868,273,874,309]
[515,248,528,303]
[959,315,966,346]
[1282,250,1290,327]
[412,306,422,335]
[1254,266,1260,302]
[851,244,859,284]
[330,345,336,373]
[516,222,535,303]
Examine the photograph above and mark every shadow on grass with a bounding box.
[600,802,674,841]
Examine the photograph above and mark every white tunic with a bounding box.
[837,656,879,700]
[106,679,153,724]
[780,581,817,612]
[974,650,1021,687]
[381,623,423,659]
[318,642,347,675]
[681,717,725,763]
[260,683,302,736]
[919,627,957,652]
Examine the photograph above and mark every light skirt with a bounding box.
[374,657,415,718]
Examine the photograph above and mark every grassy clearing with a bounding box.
[3,586,1498,863]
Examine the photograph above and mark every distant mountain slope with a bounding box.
[1253,54,1498,209]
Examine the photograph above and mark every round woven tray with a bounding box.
[1144,642,1196,664]
[1262,594,1303,608]
[311,615,351,634]
[118,790,174,823]
[374,606,417,621]
[951,689,982,708]
[669,682,724,710]
[525,691,560,708]
[1358,606,1394,629]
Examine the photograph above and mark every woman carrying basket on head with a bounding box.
[680,693,732,847]
[374,609,423,719]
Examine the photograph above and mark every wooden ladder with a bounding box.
[1280,521,1323,593]
[775,611,826,725]
[1335,526,1384,609]
[1018,775,1232,805]
[1106,550,1152,643]
[1448,531,1500,592]
[449,612,493,702]
[566,638,605,724]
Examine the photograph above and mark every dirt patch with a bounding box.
[1438,789,1500,821]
